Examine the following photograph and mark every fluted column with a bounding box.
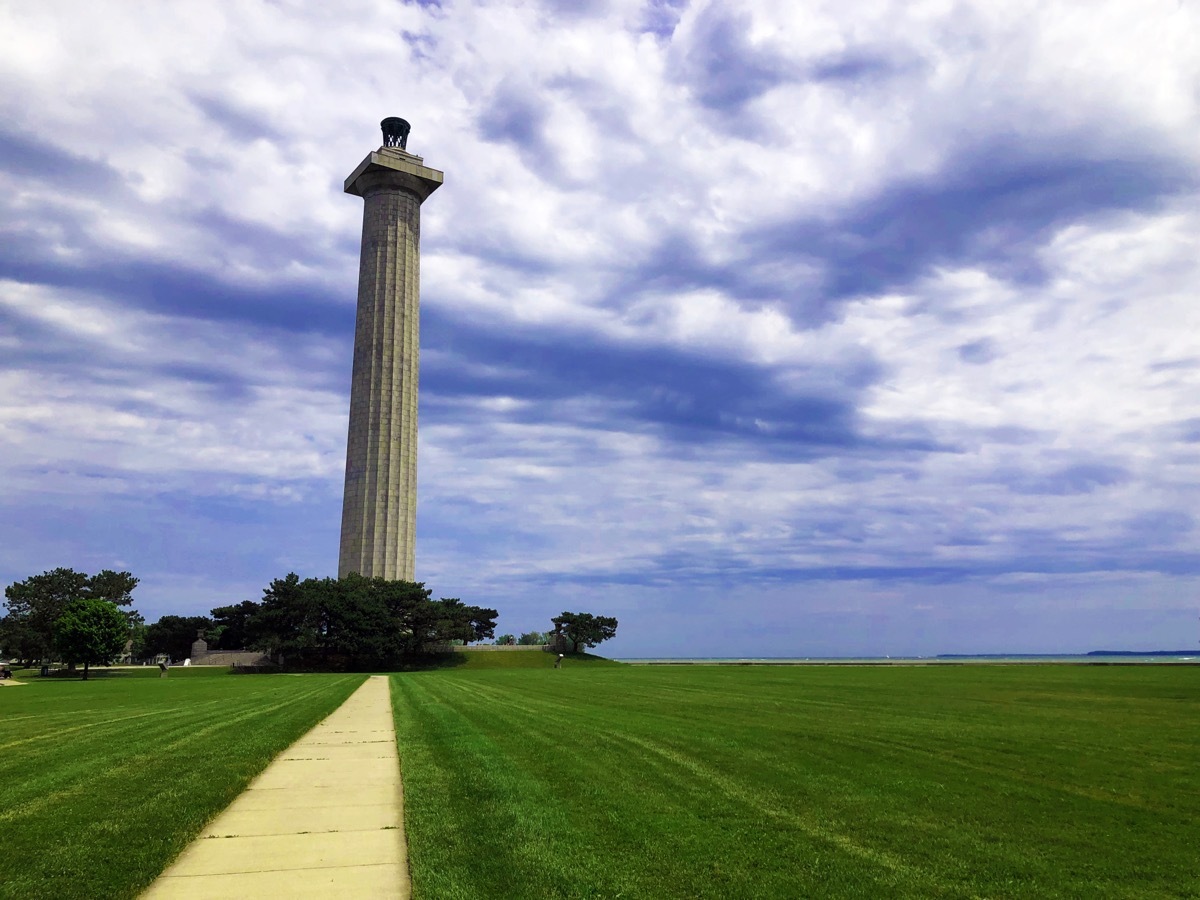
[339,145,442,581]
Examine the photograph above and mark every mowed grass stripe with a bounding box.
[392,673,656,898]
[0,669,364,900]
[394,671,932,897]
[0,678,351,821]
[598,727,933,887]
[416,671,926,878]
[392,664,1200,899]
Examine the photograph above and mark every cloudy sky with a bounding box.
[2,1,1198,657]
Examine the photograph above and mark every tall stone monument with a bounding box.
[338,118,443,581]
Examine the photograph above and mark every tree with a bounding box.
[0,614,40,666]
[246,573,499,669]
[551,612,619,653]
[517,631,546,645]
[429,597,498,647]
[87,570,139,606]
[209,600,261,650]
[144,615,213,662]
[252,574,395,667]
[90,570,142,636]
[53,599,129,680]
[496,634,515,645]
[2,568,139,663]
[3,568,89,661]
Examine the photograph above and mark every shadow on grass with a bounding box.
[392,653,469,671]
[176,651,619,676]
[221,653,470,675]
[11,667,153,682]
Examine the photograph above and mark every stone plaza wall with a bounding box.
[193,650,274,667]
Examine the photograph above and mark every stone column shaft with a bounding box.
[339,147,442,581]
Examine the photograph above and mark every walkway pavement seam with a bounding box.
[141,675,410,900]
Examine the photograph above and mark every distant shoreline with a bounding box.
[618,653,1200,666]
[942,650,1198,658]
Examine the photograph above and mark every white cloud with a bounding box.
[0,281,347,491]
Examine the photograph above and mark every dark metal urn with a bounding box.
[381,117,411,150]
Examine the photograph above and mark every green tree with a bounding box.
[144,615,213,662]
[496,634,515,645]
[0,614,40,665]
[2,568,139,663]
[252,574,391,667]
[517,631,546,645]
[551,612,618,653]
[53,599,129,680]
[247,574,498,669]
[3,568,89,661]
[209,600,262,649]
[87,570,139,605]
[429,597,498,647]
[90,570,142,636]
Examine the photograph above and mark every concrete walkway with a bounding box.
[142,675,409,899]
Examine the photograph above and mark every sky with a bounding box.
[2,0,1199,658]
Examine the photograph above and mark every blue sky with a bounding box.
[2,1,1199,657]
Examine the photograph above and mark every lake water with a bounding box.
[616,654,1200,665]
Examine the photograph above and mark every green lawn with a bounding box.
[0,667,364,900]
[4,660,1196,899]
[391,664,1200,899]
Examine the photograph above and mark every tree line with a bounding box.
[2,567,617,675]
[131,575,501,668]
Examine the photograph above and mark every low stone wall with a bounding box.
[451,644,547,652]
[194,650,274,667]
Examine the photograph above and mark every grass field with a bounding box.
[4,657,1197,899]
[0,667,364,900]
[391,661,1200,899]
